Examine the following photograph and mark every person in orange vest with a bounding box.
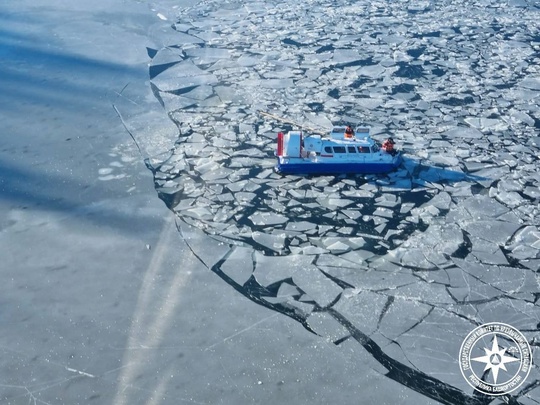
[344,126,354,139]
[382,137,396,155]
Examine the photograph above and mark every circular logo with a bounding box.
[459,322,532,396]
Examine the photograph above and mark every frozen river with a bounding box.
[0,0,539,404]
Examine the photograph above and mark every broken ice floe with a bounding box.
[144,0,540,402]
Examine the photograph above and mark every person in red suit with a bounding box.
[382,137,396,155]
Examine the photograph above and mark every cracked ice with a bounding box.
[145,0,540,403]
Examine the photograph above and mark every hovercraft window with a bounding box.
[358,146,370,153]
[347,146,356,153]
[333,146,346,153]
[324,146,333,153]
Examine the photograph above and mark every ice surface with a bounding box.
[9,0,540,403]
[143,0,540,403]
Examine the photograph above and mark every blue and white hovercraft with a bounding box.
[275,126,402,175]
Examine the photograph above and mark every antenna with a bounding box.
[258,111,327,136]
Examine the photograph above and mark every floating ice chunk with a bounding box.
[319,236,353,250]
[389,247,430,269]
[407,1,430,12]
[462,160,493,173]
[263,68,298,79]
[476,297,539,333]
[234,192,257,203]
[494,190,525,208]
[342,189,374,198]
[193,159,220,174]
[201,168,233,181]
[249,212,288,226]
[443,127,483,139]
[430,140,453,149]
[212,85,245,104]
[511,244,540,261]
[185,46,231,61]
[232,148,267,157]
[293,245,324,255]
[462,220,521,246]
[462,195,508,218]
[304,114,332,132]
[507,226,540,260]
[277,283,301,299]
[349,236,368,249]
[184,206,213,221]
[236,54,260,67]
[227,157,254,168]
[341,209,362,220]
[292,265,343,307]
[472,244,508,265]
[391,223,463,268]
[333,290,389,335]
[509,109,535,126]
[337,227,354,235]
[399,202,415,214]
[374,194,400,208]
[452,259,529,297]
[150,47,184,68]
[428,154,460,166]
[288,189,306,199]
[372,207,393,219]
[158,93,199,111]
[313,255,360,273]
[252,231,286,252]
[213,208,235,223]
[519,77,540,90]
[332,49,361,65]
[392,276,454,303]
[255,169,273,179]
[285,221,317,232]
[182,85,214,100]
[253,253,313,286]
[418,166,466,183]
[327,198,354,208]
[353,97,383,110]
[302,49,333,64]
[325,241,350,253]
[375,223,387,234]
[425,191,452,210]
[238,123,255,136]
[527,135,540,149]
[497,179,523,192]
[246,78,294,89]
[392,49,412,63]
[172,22,192,32]
[469,166,507,188]
[219,246,254,285]
[378,297,432,340]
